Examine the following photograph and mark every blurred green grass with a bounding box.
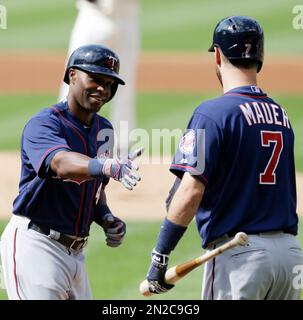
[0,219,303,300]
[0,0,302,53]
[141,0,303,53]
[0,92,302,171]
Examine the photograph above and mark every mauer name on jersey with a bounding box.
[239,102,290,128]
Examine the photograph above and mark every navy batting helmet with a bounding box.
[64,44,125,101]
[208,16,264,72]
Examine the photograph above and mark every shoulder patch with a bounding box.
[179,130,196,155]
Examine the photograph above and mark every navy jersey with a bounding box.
[13,101,114,237]
[170,86,298,248]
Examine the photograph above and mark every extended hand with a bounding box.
[100,147,144,190]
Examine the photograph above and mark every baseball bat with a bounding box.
[139,232,248,297]
[128,146,144,161]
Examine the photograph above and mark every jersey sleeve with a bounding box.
[22,113,71,178]
[170,112,222,186]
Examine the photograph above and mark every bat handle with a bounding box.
[139,266,178,297]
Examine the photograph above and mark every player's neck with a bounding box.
[67,96,93,126]
[221,68,257,93]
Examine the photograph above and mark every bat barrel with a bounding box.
[139,280,153,296]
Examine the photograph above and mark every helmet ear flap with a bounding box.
[64,69,70,84]
[107,82,118,102]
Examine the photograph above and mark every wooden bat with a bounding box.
[139,232,248,297]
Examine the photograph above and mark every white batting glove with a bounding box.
[100,147,144,190]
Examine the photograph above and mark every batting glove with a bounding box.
[100,147,144,190]
[146,249,175,294]
[101,213,126,248]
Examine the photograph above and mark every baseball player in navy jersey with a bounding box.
[59,0,140,155]
[143,16,303,299]
[0,44,143,300]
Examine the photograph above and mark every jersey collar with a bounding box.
[224,85,267,98]
[61,101,98,132]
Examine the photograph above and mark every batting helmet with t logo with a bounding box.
[64,44,125,101]
[208,16,264,72]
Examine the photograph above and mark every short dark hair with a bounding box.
[228,59,259,71]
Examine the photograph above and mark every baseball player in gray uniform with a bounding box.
[0,44,143,300]
[143,16,303,300]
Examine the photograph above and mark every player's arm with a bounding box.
[144,111,219,294]
[93,188,127,248]
[167,172,204,226]
[22,114,142,189]
[50,150,95,179]
[50,148,143,190]
[145,172,205,294]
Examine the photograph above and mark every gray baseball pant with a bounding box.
[202,232,303,300]
[0,215,92,300]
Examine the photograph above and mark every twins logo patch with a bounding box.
[179,130,196,155]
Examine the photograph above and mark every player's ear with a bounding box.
[69,68,77,84]
[215,47,221,67]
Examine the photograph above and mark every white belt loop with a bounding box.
[49,229,61,240]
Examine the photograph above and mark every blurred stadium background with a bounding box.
[0,0,302,299]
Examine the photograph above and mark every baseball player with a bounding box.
[0,44,143,300]
[143,16,303,300]
[59,0,140,155]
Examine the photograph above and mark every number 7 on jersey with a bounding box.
[259,131,283,185]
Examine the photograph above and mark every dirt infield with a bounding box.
[0,152,302,221]
[0,52,302,93]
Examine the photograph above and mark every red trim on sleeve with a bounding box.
[170,164,208,184]
[36,144,71,172]
[13,228,22,300]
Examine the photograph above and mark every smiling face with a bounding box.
[68,68,116,114]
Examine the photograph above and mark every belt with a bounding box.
[206,230,294,249]
[28,221,88,251]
